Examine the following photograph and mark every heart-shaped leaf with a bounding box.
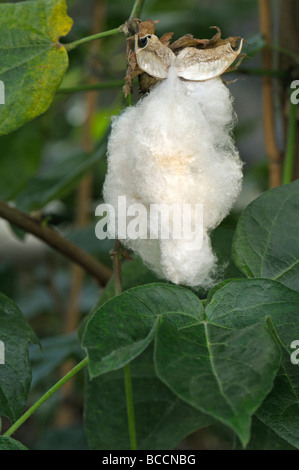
[82,282,281,446]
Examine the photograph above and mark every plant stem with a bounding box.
[129,0,146,19]
[65,0,146,52]
[124,363,137,450]
[57,80,124,94]
[258,0,282,188]
[0,201,112,286]
[112,241,123,297]
[283,100,297,184]
[111,242,137,450]
[66,27,121,52]
[3,358,88,438]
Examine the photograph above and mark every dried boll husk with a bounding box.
[103,67,243,288]
[123,22,245,96]
[135,34,244,82]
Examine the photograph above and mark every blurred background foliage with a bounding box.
[0,0,296,449]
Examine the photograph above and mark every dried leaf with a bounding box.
[138,19,159,36]
[170,35,210,53]
[121,18,158,37]
[159,32,174,47]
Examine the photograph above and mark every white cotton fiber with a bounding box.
[103,67,243,288]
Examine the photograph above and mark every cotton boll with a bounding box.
[103,67,243,288]
[159,235,217,288]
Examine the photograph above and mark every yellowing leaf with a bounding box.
[0,0,73,136]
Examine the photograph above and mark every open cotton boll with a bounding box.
[103,66,243,288]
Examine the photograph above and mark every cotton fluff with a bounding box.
[103,67,243,288]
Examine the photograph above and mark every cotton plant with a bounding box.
[104,25,244,287]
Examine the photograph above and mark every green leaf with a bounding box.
[0,0,73,135]
[205,278,299,352]
[257,348,299,449]
[82,283,203,378]
[206,278,299,447]
[211,222,243,280]
[236,417,296,450]
[155,318,281,446]
[77,257,161,344]
[0,123,42,201]
[15,134,107,212]
[85,346,213,450]
[232,181,299,292]
[82,282,281,446]
[0,293,39,422]
[0,436,28,450]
